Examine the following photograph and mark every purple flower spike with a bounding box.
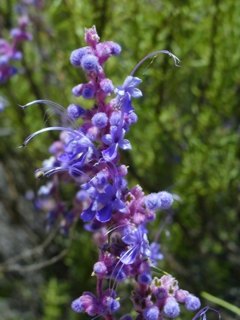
[26,26,204,320]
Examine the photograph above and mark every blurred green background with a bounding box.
[0,0,239,319]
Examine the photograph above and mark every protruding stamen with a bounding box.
[130,50,181,76]
[21,126,77,147]
[20,99,73,125]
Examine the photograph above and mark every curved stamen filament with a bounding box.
[20,126,78,147]
[130,50,180,76]
[20,99,75,126]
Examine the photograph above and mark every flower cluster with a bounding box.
[0,12,32,84]
[24,26,201,319]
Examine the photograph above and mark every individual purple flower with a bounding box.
[23,26,204,320]
[117,76,143,98]
[113,76,142,113]
[71,292,99,316]
[102,125,131,162]
[120,224,151,265]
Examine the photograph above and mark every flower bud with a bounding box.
[185,294,201,311]
[163,297,180,318]
[67,104,85,119]
[92,112,108,128]
[81,54,99,72]
[143,306,159,320]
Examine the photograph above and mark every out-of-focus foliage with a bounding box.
[0,0,239,319]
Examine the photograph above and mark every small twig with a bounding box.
[0,249,67,273]
[0,226,58,267]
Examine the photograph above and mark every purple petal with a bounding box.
[112,199,126,212]
[110,111,122,126]
[120,246,139,265]
[79,136,93,148]
[96,205,112,222]
[102,134,113,145]
[58,152,73,162]
[81,207,95,222]
[122,229,138,245]
[121,94,133,113]
[119,139,131,150]
[128,87,142,98]
[123,76,142,89]
[102,143,118,162]
[110,125,121,140]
